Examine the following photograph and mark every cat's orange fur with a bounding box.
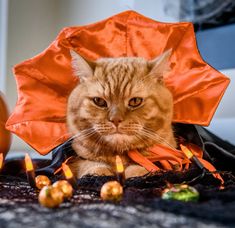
[67,50,176,178]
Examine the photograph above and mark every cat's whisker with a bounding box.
[142,131,168,144]
[140,128,176,151]
[57,129,97,152]
[93,125,113,134]
[97,136,104,151]
[71,132,95,143]
[120,128,141,132]
[95,129,112,134]
[119,122,143,134]
[70,127,94,137]
[68,129,97,145]
[140,131,170,149]
[77,131,97,141]
[135,134,150,149]
[141,129,166,143]
[93,135,107,157]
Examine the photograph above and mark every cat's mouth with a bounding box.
[109,127,124,135]
[110,131,123,135]
[110,130,123,135]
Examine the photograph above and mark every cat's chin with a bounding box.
[104,133,134,150]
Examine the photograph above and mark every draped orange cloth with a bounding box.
[6,11,229,157]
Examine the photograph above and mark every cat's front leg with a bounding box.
[70,159,114,178]
[125,164,149,179]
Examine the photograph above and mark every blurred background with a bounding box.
[0,0,235,157]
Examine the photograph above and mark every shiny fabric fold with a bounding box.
[6,10,229,154]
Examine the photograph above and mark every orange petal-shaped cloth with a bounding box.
[0,92,11,157]
[6,11,229,154]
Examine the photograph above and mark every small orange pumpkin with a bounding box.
[0,92,11,157]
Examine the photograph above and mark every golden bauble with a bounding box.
[100,181,123,201]
[35,175,51,190]
[38,186,64,208]
[53,180,73,199]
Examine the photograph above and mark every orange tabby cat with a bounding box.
[67,50,176,178]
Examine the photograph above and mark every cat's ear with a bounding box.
[148,49,172,83]
[70,50,95,83]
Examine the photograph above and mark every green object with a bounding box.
[162,184,199,202]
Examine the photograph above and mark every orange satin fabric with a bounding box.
[6,11,229,154]
[0,92,11,157]
[128,143,224,184]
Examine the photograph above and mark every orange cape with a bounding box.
[6,11,229,156]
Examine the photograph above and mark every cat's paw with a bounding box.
[125,165,149,179]
[79,166,114,178]
[90,167,114,176]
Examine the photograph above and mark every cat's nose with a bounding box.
[109,116,123,127]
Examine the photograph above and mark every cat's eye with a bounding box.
[93,97,107,108]
[128,97,143,108]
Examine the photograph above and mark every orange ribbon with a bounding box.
[54,156,74,175]
[128,143,224,184]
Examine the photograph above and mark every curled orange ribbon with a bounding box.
[128,143,224,184]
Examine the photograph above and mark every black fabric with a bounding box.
[1,168,235,227]
[2,139,76,177]
[175,124,235,170]
[36,139,76,176]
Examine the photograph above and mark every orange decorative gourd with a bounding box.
[0,92,11,157]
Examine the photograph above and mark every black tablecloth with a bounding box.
[0,169,235,228]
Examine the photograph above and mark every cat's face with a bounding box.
[67,50,174,153]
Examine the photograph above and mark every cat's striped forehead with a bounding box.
[93,57,150,98]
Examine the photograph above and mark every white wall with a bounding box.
[5,0,59,152]
[0,0,8,93]
[206,69,235,144]
[56,0,179,30]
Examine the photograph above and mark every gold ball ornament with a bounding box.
[38,186,64,208]
[100,181,123,202]
[53,180,73,199]
[35,175,51,190]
